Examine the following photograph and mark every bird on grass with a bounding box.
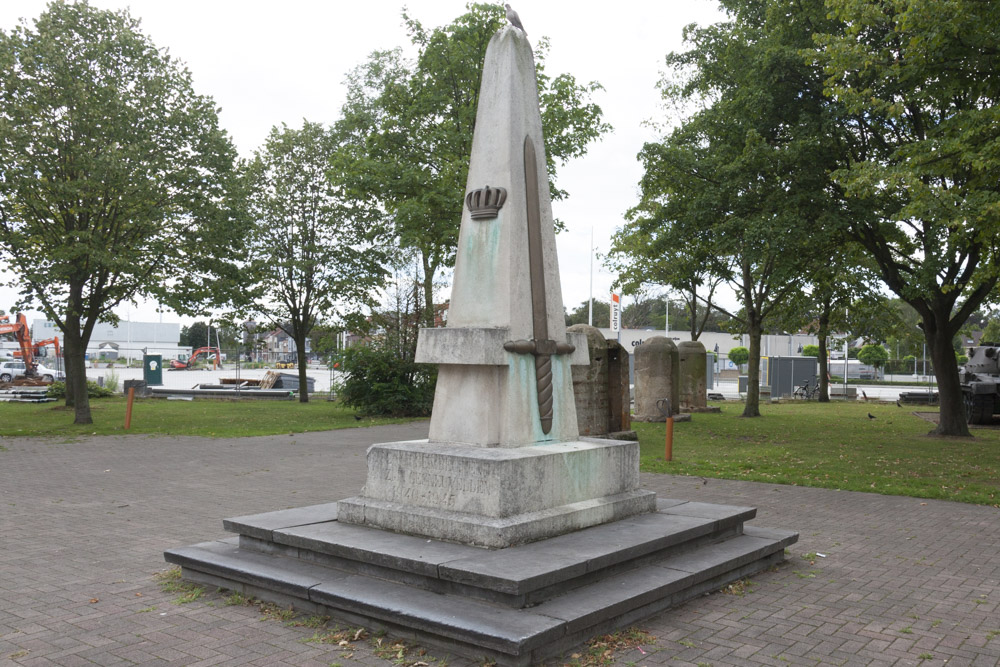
[867,412,876,420]
[896,399,902,408]
[505,4,526,34]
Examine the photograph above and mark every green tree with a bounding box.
[566,299,610,328]
[0,2,243,424]
[179,322,209,349]
[607,221,728,341]
[728,346,750,369]
[243,121,386,403]
[621,297,667,330]
[331,3,610,327]
[981,321,1000,345]
[815,0,1000,436]
[623,0,844,417]
[341,262,436,417]
[310,324,345,363]
[858,344,889,379]
[801,345,820,357]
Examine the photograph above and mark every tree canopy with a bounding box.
[814,0,1000,435]
[243,120,387,402]
[331,3,611,327]
[0,1,243,423]
[619,0,846,416]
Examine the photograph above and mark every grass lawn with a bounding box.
[637,401,999,506]
[0,397,419,439]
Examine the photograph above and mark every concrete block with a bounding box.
[164,539,340,598]
[223,502,339,541]
[338,489,657,549]
[344,438,645,519]
[660,501,756,526]
[417,327,587,366]
[273,519,478,578]
[309,574,566,655]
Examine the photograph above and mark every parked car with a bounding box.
[0,360,66,383]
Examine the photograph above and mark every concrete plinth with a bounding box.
[337,438,656,548]
[634,336,680,422]
[678,340,708,410]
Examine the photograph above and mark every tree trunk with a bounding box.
[63,332,76,408]
[742,319,763,418]
[62,319,92,424]
[294,328,310,404]
[687,291,698,340]
[817,309,830,403]
[420,254,436,329]
[925,317,969,437]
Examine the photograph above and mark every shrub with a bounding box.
[46,380,114,399]
[340,344,436,417]
[104,369,120,392]
[858,344,889,368]
[801,344,820,357]
[728,346,749,368]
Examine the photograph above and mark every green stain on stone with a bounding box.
[453,216,502,321]
[507,354,554,444]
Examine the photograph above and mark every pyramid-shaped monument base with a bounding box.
[166,495,797,666]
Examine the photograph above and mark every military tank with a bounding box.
[959,343,1000,424]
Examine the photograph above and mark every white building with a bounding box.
[28,319,185,362]
[594,328,819,358]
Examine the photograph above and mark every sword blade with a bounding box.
[523,136,548,342]
[524,136,554,434]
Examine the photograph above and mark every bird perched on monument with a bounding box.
[504,3,527,34]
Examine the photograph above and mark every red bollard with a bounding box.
[656,398,674,461]
[125,387,135,430]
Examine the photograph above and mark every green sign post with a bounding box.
[143,354,163,386]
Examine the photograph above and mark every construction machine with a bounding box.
[0,313,41,379]
[170,346,222,370]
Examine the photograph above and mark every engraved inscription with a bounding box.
[377,465,489,508]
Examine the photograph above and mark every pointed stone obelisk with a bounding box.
[415,25,584,447]
[335,26,656,547]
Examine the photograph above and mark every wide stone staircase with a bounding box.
[166,498,797,666]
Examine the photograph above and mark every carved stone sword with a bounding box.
[503,136,574,434]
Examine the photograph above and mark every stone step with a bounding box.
[224,499,758,607]
[165,521,796,666]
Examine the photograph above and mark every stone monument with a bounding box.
[633,335,680,421]
[166,24,796,667]
[678,340,708,411]
[334,23,655,547]
[568,323,633,438]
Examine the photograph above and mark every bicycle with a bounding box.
[792,377,820,400]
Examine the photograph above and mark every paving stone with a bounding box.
[1,422,999,666]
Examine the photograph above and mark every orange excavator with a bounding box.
[170,346,222,370]
[0,312,40,378]
[14,336,60,362]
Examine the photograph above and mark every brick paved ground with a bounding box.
[1,423,998,666]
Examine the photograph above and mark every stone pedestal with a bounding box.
[633,336,679,422]
[568,324,633,438]
[678,340,708,411]
[337,438,655,548]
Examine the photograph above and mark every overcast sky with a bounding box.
[0,0,729,328]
